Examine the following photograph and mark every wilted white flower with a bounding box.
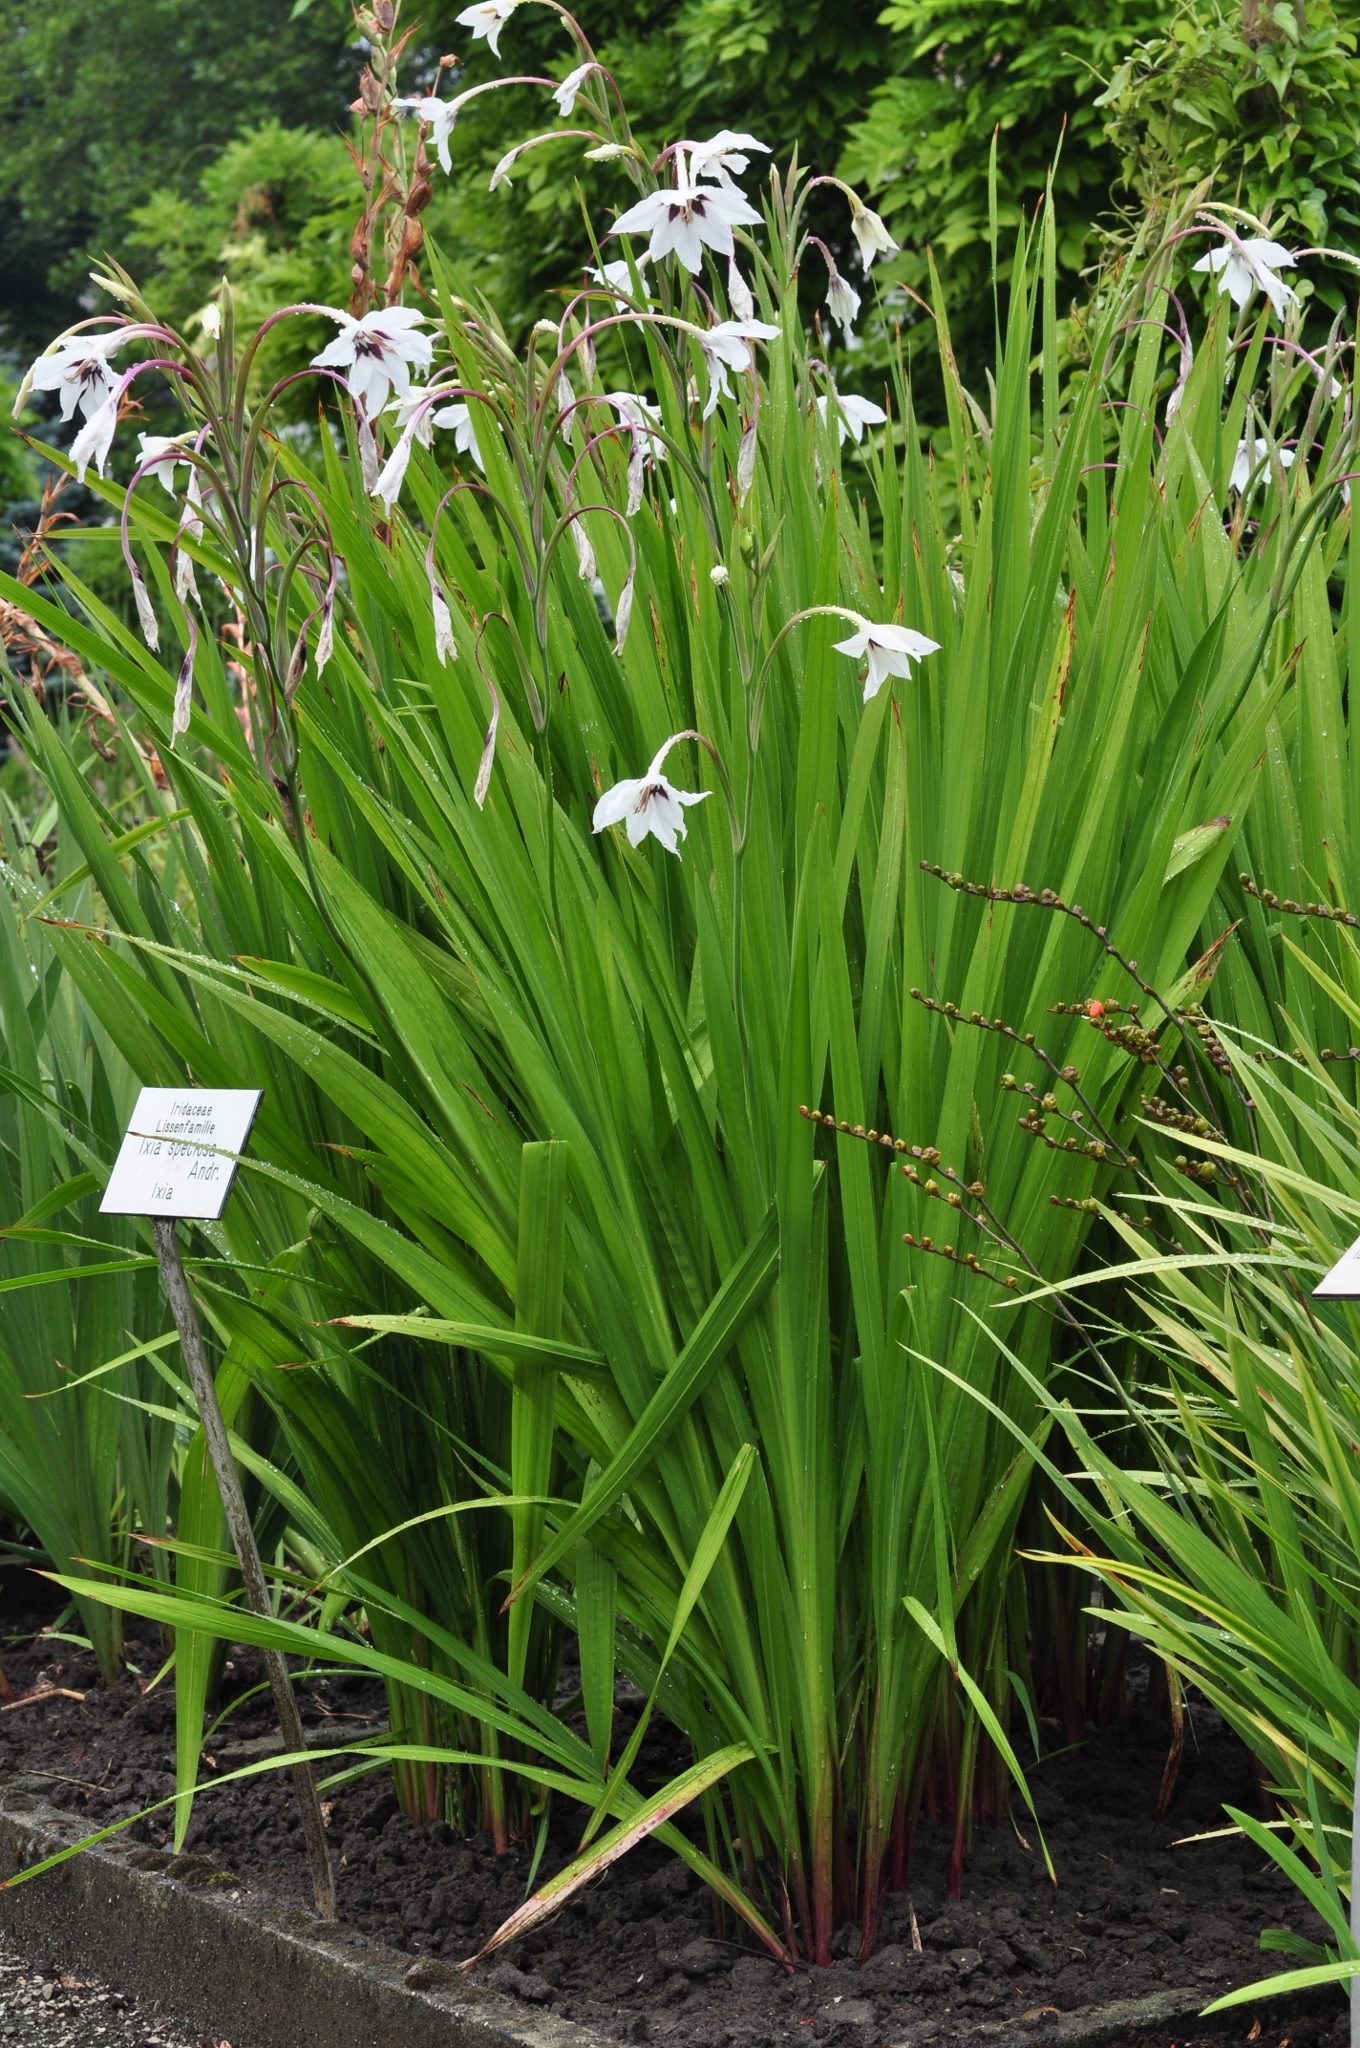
[1193,237,1297,320]
[136,433,192,493]
[737,418,758,502]
[848,198,899,272]
[374,429,418,512]
[614,568,635,653]
[314,594,334,675]
[432,400,485,468]
[816,392,887,446]
[696,319,780,419]
[605,391,667,464]
[833,619,940,702]
[592,737,710,854]
[432,585,458,666]
[571,515,597,582]
[25,330,129,423]
[172,631,196,743]
[625,432,646,516]
[727,257,755,323]
[826,269,861,336]
[1229,435,1295,494]
[455,0,519,57]
[611,150,762,274]
[391,94,458,175]
[70,395,120,482]
[687,130,771,185]
[357,411,381,493]
[553,62,595,116]
[310,306,433,414]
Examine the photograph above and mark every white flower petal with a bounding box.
[593,776,644,831]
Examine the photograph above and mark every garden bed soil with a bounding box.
[0,1589,1336,2048]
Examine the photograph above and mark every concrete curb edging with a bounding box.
[917,1985,1238,2048]
[0,1782,1313,2048]
[0,1783,611,2048]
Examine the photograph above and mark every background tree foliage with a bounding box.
[1,0,1356,392]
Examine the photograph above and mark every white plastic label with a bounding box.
[1313,1234,1360,1299]
[100,1088,262,1220]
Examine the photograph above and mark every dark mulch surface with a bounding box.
[0,1587,1338,2048]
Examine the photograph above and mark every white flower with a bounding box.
[432,400,485,468]
[386,387,438,448]
[592,738,709,854]
[455,0,519,57]
[1229,435,1295,494]
[199,303,223,342]
[687,131,771,185]
[1192,238,1297,320]
[310,306,433,414]
[489,145,524,191]
[832,619,940,702]
[848,200,899,272]
[26,330,128,423]
[588,257,651,308]
[136,433,192,493]
[611,151,762,274]
[696,319,780,420]
[391,94,458,175]
[553,63,595,116]
[816,392,887,446]
[826,270,861,336]
[710,563,730,586]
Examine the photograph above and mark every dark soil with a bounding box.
[0,1591,1339,2048]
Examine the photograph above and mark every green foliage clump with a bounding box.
[1095,0,1360,305]
[839,1,1174,297]
[0,0,354,351]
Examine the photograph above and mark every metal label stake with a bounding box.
[102,1087,336,1921]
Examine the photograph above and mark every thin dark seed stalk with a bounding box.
[800,1109,1133,1412]
[152,1219,336,1921]
[908,991,1126,1155]
[915,866,1271,1218]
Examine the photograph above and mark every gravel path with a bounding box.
[0,1933,225,2048]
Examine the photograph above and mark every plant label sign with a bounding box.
[1313,1236,1360,1299]
[100,1088,262,1220]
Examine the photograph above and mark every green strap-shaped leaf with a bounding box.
[508,1140,567,1689]
[507,1205,779,1605]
